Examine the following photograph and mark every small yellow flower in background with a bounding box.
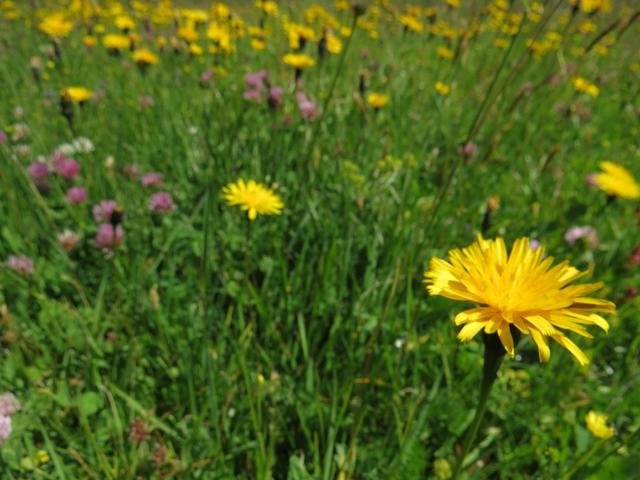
[103,34,130,51]
[251,38,266,50]
[189,43,204,56]
[36,450,50,464]
[83,35,97,47]
[593,161,640,199]
[399,14,424,33]
[424,235,615,365]
[177,23,199,43]
[434,81,451,95]
[115,15,135,31]
[572,77,599,97]
[257,0,278,16]
[326,33,342,54]
[447,0,461,7]
[579,20,597,34]
[61,86,93,103]
[335,0,349,11]
[367,92,389,109]
[222,179,284,221]
[132,48,159,65]
[39,13,73,38]
[437,46,454,60]
[576,0,612,14]
[585,411,614,439]
[282,53,315,70]
[495,38,509,49]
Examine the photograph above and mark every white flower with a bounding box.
[73,137,94,153]
[56,142,76,156]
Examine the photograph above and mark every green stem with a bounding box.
[451,333,505,480]
[560,440,604,480]
[563,427,640,479]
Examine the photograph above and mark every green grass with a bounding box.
[0,1,639,478]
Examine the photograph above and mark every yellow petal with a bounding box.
[457,322,485,342]
[552,334,589,366]
[497,323,515,357]
[530,329,550,362]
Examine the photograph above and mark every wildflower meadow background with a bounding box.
[1,0,639,478]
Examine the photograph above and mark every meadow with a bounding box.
[0,0,639,478]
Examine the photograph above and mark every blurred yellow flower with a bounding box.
[585,411,614,439]
[83,35,97,47]
[251,38,266,50]
[424,235,615,365]
[61,86,93,103]
[103,34,130,50]
[434,81,451,95]
[282,53,315,69]
[189,43,204,56]
[447,0,461,8]
[257,0,278,16]
[222,179,284,221]
[326,33,342,54]
[285,22,316,49]
[437,46,454,60]
[36,450,50,464]
[115,15,135,31]
[132,48,159,65]
[39,13,73,38]
[572,77,599,97]
[576,0,612,14]
[399,14,424,33]
[178,23,199,43]
[593,161,640,199]
[367,92,389,109]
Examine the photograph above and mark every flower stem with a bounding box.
[451,333,505,480]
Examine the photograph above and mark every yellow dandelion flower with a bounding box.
[434,81,451,95]
[61,86,93,103]
[572,77,599,97]
[367,92,389,109]
[222,179,284,221]
[39,13,73,38]
[585,411,614,439]
[326,33,342,54]
[335,0,349,11]
[36,450,50,464]
[256,0,278,16]
[593,161,640,199]
[251,38,266,50]
[103,34,131,50]
[189,43,203,56]
[424,235,615,365]
[437,46,454,60]
[399,15,424,33]
[282,53,315,69]
[83,35,97,47]
[132,48,159,65]
[178,24,199,43]
[115,15,135,31]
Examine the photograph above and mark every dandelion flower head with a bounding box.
[592,161,640,199]
[424,235,615,365]
[585,411,614,439]
[222,178,284,221]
